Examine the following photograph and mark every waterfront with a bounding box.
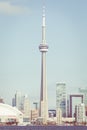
[0,126,87,130]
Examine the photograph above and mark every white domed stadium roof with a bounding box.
[0,103,23,117]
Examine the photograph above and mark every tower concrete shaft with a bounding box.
[39,6,48,123]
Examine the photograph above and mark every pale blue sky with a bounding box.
[0,0,87,108]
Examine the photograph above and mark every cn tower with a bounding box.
[39,6,48,123]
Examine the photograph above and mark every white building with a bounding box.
[0,103,23,125]
[12,92,31,118]
[23,95,31,118]
[79,87,87,116]
[15,91,23,110]
[56,83,67,117]
[75,103,86,123]
[79,88,87,105]
[31,109,39,121]
[56,108,62,125]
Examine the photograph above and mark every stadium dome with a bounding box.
[0,103,23,125]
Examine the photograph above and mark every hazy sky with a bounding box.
[0,0,87,109]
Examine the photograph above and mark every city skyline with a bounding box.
[0,0,87,108]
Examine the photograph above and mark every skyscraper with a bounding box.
[15,91,22,110]
[75,103,86,123]
[39,6,48,123]
[23,95,31,118]
[12,91,30,117]
[56,83,67,117]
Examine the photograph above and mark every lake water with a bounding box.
[0,126,87,130]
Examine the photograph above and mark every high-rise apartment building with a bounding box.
[23,95,31,118]
[75,103,86,123]
[79,88,87,116]
[56,83,67,117]
[12,91,30,118]
[14,91,23,110]
[56,108,62,125]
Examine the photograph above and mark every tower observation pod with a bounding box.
[39,5,49,124]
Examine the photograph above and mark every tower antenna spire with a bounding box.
[42,0,45,16]
[42,0,46,44]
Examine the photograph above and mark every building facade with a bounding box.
[56,83,67,117]
[31,109,39,121]
[79,88,87,105]
[79,88,87,116]
[75,103,86,123]
[69,94,83,117]
[23,95,31,118]
[12,91,31,119]
[14,91,23,110]
[56,108,62,125]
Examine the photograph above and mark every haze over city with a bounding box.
[0,0,87,109]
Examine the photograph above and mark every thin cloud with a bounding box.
[0,1,30,15]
